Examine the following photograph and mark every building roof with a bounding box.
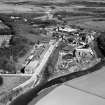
[59,27,77,32]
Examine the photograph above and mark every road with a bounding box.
[0,74,32,77]
[25,44,50,74]
[1,40,60,105]
[13,40,60,91]
[8,58,102,105]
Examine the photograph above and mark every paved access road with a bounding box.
[13,40,60,93]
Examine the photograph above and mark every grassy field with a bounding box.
[0,75,31,94]
[75,21,105,31]
[0,75,31,104]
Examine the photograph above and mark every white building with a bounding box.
[58,26,77,32]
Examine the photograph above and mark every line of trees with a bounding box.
[97,32,105,57]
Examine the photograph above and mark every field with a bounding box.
[0,0,105,104]
[0,75,31,105]
[0,75,31,94]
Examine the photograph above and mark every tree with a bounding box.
[97,32,105,56]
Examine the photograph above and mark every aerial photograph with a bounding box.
[0,0,105,105]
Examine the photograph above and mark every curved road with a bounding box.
[12,40,60,94]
